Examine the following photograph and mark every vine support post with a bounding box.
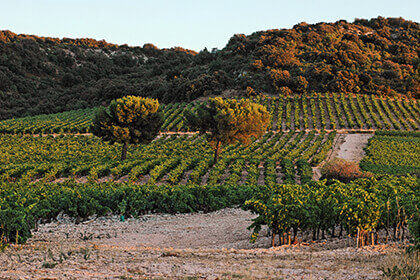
[402,227,405,242]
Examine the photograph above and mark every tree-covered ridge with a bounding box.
[0,30,199,119]
[0,17,419,120]
[233,17,420,97]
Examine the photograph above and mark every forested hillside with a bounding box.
[0,17,419,119]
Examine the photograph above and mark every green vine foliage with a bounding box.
[0,181,262,243]
[0,175,418,247]
[244,176,419,246]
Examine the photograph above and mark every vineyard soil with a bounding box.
[336,134,373,163]
[312,133,371,180]
[0,209,398,279]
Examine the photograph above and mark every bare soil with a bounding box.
[312,133,372,180]
[335,134,373,163]
[0,208,397,279]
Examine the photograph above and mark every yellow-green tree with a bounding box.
[185,97,270,164]
[91,96,163,160]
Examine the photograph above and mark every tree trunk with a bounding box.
[384,227,389,243]
[292,227,298,243]
[121,142,128,161]
[213,140,221,165]
[271,232,276,247]
[356,228,360,248]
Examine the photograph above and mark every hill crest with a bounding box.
[0,16,419,120]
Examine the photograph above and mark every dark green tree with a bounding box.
[91,95,163,160]
[185,97,270,164]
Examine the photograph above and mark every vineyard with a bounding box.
[360,131,420,175]
[1,94,420,134]
[0,108,98,134]
[2,15,420,279]
[0,130,336,185]
[0,93,419,270]
[0,175,418,248]
[245,175,419,247]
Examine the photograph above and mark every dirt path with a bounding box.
[321,133,373,165]
[312,133,372,180]
[336,134,373,163]
[0,208,396,279]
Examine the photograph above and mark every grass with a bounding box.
[381,251,420,279]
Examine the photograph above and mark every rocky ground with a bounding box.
[0,208,400,280]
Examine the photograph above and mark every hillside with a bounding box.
[1,94,419,134]
[0,17,419,120]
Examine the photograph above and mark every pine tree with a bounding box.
[91,96,163,160]
[185,97,270,164]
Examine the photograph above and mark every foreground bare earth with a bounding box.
[0,208,399,279]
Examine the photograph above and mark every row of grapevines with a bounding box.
[360,132,420,175]
[0,130,338,185]
[245,176,419,246]
[340,93,356,128]
[1,95,419,133]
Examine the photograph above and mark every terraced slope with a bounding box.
[1,94,419,134]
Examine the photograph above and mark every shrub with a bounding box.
[321,158,372,183]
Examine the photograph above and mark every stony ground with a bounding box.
[0,208,400,280]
